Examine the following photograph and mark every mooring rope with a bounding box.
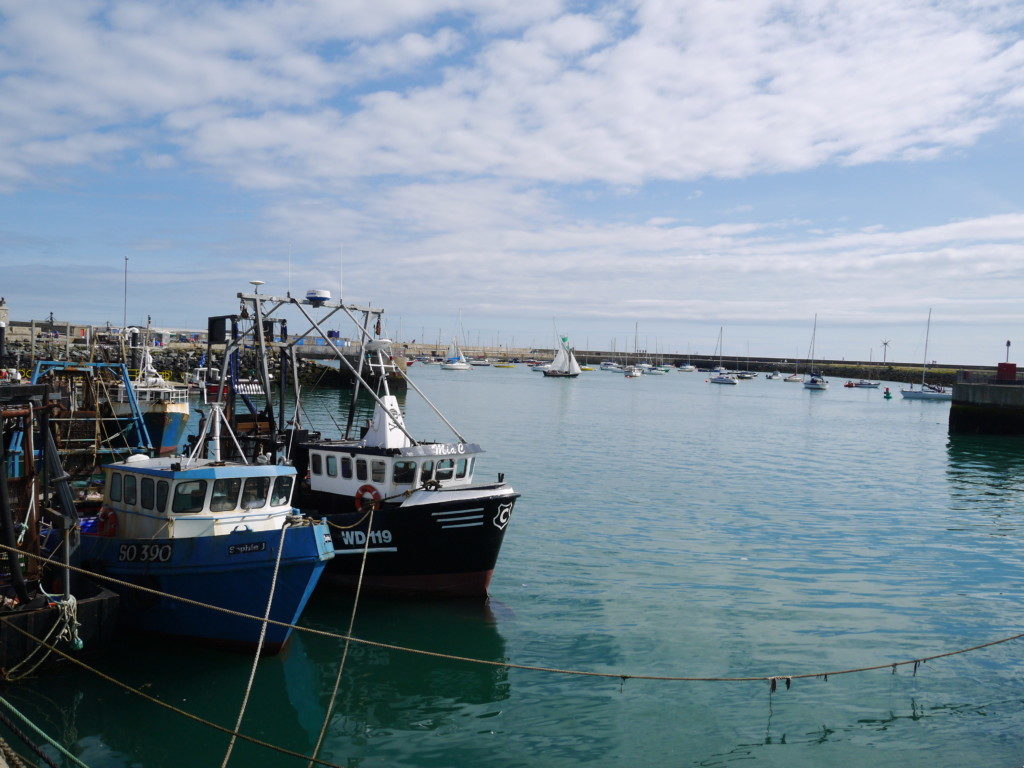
[307,506,375,767]
[220,522,291,768]
[0,618,347,768]
[0,693,85,768]
[1,541,1022,685]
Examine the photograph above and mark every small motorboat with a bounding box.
[709,374,738,385]
[624,366,642,378]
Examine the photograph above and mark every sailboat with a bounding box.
[708,327,738,384]
[901,309,952,400]
[543,335,582,378]
[440,339,472,370]
[803,315,829,390]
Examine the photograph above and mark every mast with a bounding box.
[921,308,932,387]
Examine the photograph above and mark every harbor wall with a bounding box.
[950,379,1024,435]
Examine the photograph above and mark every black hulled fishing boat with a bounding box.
[219,286,519,597]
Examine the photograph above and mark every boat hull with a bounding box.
[301,487,518,598]
[900,389,951,400]
[542,371,579,377]
[75,523,333,652]
[113,401,190,456]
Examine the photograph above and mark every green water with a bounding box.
[9,368,1024,767]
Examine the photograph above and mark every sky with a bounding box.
[2,0,1024,364]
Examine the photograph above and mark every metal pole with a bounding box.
[123,256,129,329]
[344,311,371,439]
[330,302,467,442]
[291,302,420,445]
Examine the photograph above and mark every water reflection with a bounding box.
[2,598,509,767]
[301,598,510,733]
[945,435,1024,538]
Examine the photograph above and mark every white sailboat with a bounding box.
[901,309,951,400]
[440,339,472,370]
[543,335,582,378]
[803,315,829,390]
[708,327,738,384]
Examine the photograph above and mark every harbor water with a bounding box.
[9,367,1024,767]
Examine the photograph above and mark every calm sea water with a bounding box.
[10,367,1024,767]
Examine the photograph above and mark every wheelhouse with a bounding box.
[304,442,484,500]
[100,456,298,539]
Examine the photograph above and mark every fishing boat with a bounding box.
[75,404,334,652]
[222,287,520,598]
[542,336,582,378]
[901,309,952,400]
[624,366,642,378]
[440,340,472,371]
[1,382,119,672]
[113,350,190,456]
[803,315,829,390]
[600,361,623,371]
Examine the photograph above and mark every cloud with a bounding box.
[3,0,1024,191]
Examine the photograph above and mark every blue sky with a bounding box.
[2,0,1024,364]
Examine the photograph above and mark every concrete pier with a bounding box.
[949,366,1024,434]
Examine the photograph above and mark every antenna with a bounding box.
[287,243,292,297]
[339,244,344,301]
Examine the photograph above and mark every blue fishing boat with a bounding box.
[75,406,333,653]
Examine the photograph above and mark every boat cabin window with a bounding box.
[156,481,169,513]
[311,454,322,475]
[420,461,434,482]
[341,457,352,479]
[271,476,294,506]
[371,460,387,483]
[123,475,137,505]
[211,478,242,512]
[173,480,208,514]
[435,459,454,481]
[456,459,468,479]
[393,461,416,485]
[241,477,270,510]
[140,478,155,510]
[109,472,122,502]
[326,456,338,477]
[355,459,367,481]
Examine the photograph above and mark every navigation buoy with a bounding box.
[883,387,892,400]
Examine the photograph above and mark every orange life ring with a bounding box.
[354,484,382,513]
[96,506,119,537]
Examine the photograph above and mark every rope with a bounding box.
[220,522,290,768]
[2,541,1021,687]
[1,597,77,682]
[0,618,346,768]
[307,508,374,767]
[0,735,30,768]
[0,693,84,768]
